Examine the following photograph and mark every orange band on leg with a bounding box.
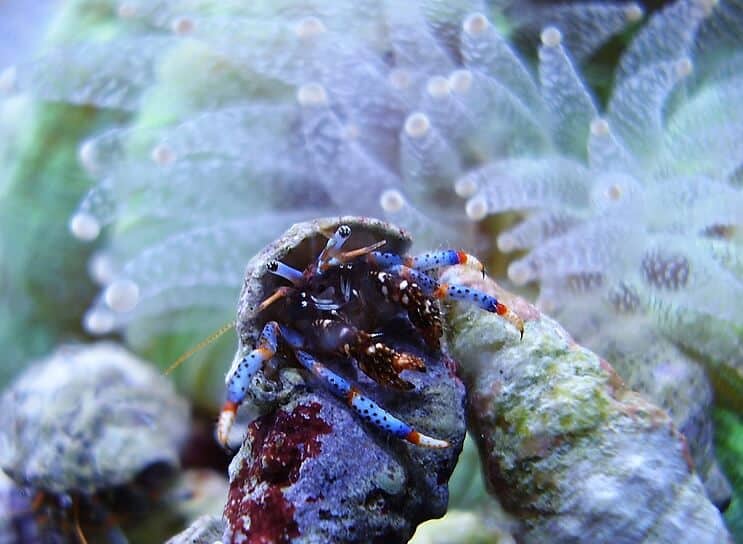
[434,284,449,299]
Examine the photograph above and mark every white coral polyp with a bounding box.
[404,112,431,139]
[465,196,488,221]
[83,308,116,335]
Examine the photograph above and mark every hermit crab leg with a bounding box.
[389,265,524,339]
[369,250,485,277]
[218,321,280,446]
[373,270,443,350]
[313,318,425,389]
[294,350,449,448]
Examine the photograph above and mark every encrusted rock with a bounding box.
[578,313,731,507]
[166,515,226,544]
[442,267,731,544]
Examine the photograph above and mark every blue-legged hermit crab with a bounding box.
[218,217,523,449]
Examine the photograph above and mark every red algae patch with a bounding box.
[224,403,330,543]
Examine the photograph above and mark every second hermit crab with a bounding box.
[218,217,523,449]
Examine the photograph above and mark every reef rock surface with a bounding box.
[443,267,731,544]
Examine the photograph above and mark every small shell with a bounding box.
[442,267,731,544]
[0,342,189,495]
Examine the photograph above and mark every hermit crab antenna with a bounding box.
[164,320,236,376]
[317,224,353,268]
[336,240,387,261]
[322,240,388,271]
[73,499,89,544]
[267,260,303,285]
[257,286,294,312]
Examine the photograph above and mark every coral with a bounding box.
[443,266,731,543]
[224,391,462,543]
[222,217,466,543]
[562,299,733,504]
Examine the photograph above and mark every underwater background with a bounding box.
[0,0,741,542]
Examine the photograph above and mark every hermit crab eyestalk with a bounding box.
[338,224,351,238]
[318,224,353,265]
[266,260,303,284]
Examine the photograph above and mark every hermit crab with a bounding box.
[0,343,189,543]
[218,217,523,449]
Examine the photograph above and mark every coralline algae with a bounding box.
[442,267,731,544]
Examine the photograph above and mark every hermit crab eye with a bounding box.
[338,225,351,238]
[267,260,279,272]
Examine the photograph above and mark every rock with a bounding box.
[166,515,226,544]
[442,267,731,544]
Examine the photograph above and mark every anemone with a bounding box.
[1,1,646,339]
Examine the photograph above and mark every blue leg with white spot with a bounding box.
[369,249,484,275]
[217,321,280,446]
[386,265,438,293]
[294,350,448,448]
[408,249,485,275]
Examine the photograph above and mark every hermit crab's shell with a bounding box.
[0,472,38,542]
[0,342,189,495]
[235,216,410,349]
